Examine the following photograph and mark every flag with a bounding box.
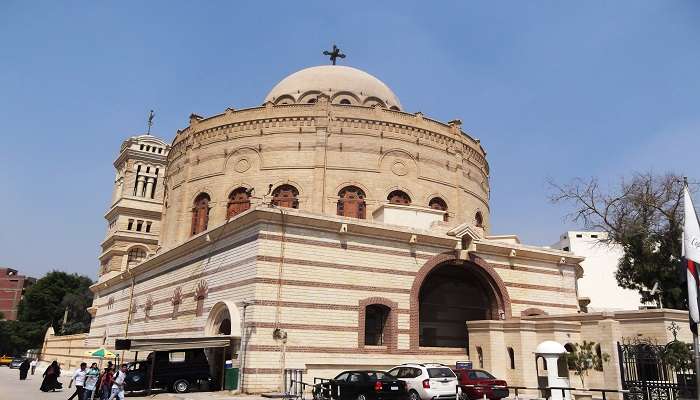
[682,183,700,334]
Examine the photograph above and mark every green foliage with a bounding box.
[662,340,694,372]
[0,320,46,355]
[551,173,689,309]
[565,341,610,387]
[18,270,93,333]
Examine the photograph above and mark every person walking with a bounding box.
[98,366,114,400]
[40,360,62,392]
[19,359,31,380]
[83,363,100,400]
[30,359,37,375]
[107,364,127,400]
[67,362,87,400]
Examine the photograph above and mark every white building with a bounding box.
[551,231,642,312]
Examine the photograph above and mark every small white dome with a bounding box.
[535,340,567,355]
[265,65,402,110]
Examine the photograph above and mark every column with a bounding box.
[145,177,155,199]
[135,175,146,197]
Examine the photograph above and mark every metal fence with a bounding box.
[618,341,697,400]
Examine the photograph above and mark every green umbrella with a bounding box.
[85,348,116,358]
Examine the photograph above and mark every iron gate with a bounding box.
[618,341,696,400]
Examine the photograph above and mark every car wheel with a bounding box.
[409,390,421,400]
[356,394,367,400]
[173,379,191,393]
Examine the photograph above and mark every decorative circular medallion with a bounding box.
[234,158,250,173]
[391,161,407,176]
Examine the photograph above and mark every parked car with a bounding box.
[9,357,26,369]
[313,370,407,400]
[124,349,214,393]
[0,355,14,367]
[452,369,508,400]
[387,363,457,400]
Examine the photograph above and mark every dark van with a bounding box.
[124,349,214,393]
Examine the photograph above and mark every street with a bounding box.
[0,365,269,400]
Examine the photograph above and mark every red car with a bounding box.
[452,369,508,400]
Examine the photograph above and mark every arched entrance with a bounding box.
[410,253,510,350]
[205,301,241,337]
[205,301,242,390]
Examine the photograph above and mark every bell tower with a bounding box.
[98,134,169,282]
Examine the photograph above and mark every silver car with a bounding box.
[387,363,457,400]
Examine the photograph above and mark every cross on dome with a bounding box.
[323,44,346,65]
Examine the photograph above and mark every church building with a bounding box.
[59,59,689,395]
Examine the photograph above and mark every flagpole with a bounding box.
[694,333,699,398]
[683,176,700,398]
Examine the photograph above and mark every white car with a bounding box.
[387,363,457,400]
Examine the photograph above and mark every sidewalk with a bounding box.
[149,393,271,400]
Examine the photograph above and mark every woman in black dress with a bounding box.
[40,360,62,391]
[18,359,30,380]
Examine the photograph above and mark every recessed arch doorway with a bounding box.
[410,253,510,350]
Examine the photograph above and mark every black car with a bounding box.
[124,349,213,393]
[313,370,407,400]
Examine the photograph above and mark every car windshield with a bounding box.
[365,372,387,381]
[428,368,455,378]
[475,370,495,379]
[468,370,496,379]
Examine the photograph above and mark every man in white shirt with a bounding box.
[67,362,87,400]
[108,364,128,400]
[30,359,37,375]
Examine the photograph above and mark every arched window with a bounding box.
[127,247,147,268]
[218,318,231,335]
[337,186,366,219]
[387,190,411,205]
[364,304,390,345]
[227,187,251,218]
[272,185,299,209]
[476,346,484,368]
[191,193,211,235]
[339,99,351,105]
[308,98,317,104]
[507,347,515,369]
[429,197,448,222]
[475,211,484,227]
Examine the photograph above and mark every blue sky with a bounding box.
[1,1,698,279]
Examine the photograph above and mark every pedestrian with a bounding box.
[83,363,100,400]
[19,359,31,380]
[98,366,114,400]
[31,358,37,375]
[40,360,62,392]
[107,364,127,400]
[67,362,87,400]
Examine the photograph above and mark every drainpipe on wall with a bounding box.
[122,267,136,360]
[237,300,252,392]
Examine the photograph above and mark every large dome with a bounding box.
[264,65,402,110]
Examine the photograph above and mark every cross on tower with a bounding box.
[146,110,155,135]
[323,44,346,65]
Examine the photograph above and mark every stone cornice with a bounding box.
[100,234,158,253]
[91,206,458,293]
[114,148,168,169]
[104,202,164,221]
[474,239,585,268]
[169,104,488,175]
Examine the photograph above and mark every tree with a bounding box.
[0,320,46,355]
[565,341,610,387]
[550,173,690,309]
[18,270,94,333]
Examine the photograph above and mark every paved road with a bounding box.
[0,364,271,399]
[0,364,75,399]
